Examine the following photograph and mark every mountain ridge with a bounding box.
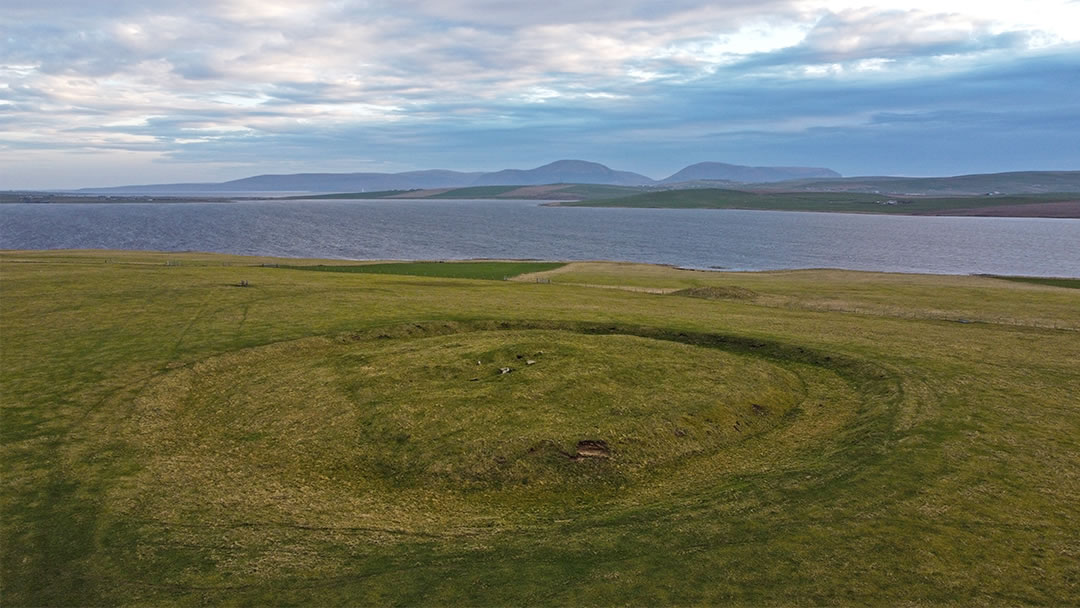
[74,160,832,194]
[70,162,1080,196]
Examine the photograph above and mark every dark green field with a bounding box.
[985,275,1080,289]
[2,251,1079,606]
[557,188,1080,214]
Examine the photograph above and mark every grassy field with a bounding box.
[2,251,1079,606]
[557,188,1080,215]
[280,261,565,280]
[984,275,1080,290]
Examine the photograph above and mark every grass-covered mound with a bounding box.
[119,323,828,494]
[2,251,1079,606]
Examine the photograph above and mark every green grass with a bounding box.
[560,187,1079,214]
[985,275,1080,289]
[3,250,1079,606]
[280,261,565,280]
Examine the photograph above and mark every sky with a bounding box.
[1,0,1078,189]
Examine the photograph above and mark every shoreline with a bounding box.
[4,249,1080,280]
[542,199,1080,219]
[5,196,1079,218]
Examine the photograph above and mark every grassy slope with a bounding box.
[985,275,1080,289]
[280,261,565,280]
[558,188,1079,214]
[3,251,1079,606]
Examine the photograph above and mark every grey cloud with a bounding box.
[726,11,1037,72]
[0,24,134,76]
[2,1,1077,185]
[799,8,1031,61]
[379,0,794,26]
[169,55,225,80]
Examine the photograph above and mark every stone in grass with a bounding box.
[499,367,512,374]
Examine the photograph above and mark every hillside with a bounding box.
[66,164,1079,197]
[293,183,647,201]
[662,162,840,183]
[471,160,654,186]
[74,160,839,194]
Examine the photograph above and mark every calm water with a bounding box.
[2,199,1079,276]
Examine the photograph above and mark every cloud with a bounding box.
[798,8,1029,60]
[1,1,1078,187]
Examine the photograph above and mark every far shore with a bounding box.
[5,192,1079,218]
[542,199,1080,218]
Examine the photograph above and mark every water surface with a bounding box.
[2,199,1078,276]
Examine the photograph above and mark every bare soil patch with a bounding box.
[574,440,610,459]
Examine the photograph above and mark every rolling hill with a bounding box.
[470,159,654,186]
[661,162,840,183]
[66,163,1080,197]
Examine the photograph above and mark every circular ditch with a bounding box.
[116,321,880,530]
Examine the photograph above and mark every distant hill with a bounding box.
[82,170,484,195]
[75,160,655,194]
[471,160,654,186]
[70,161,1078,197]
[216,170,483,192]
[662,162,840,184]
